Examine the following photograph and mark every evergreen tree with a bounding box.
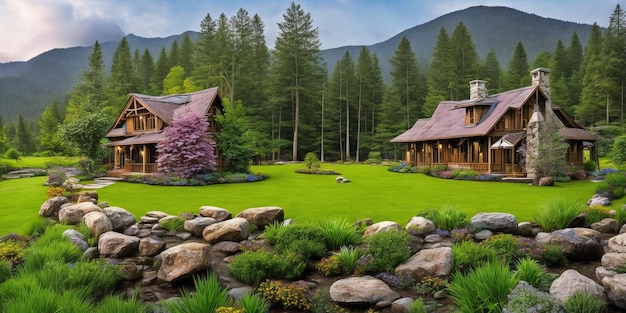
[39,101,64,154]
[168,40,180,69]
[273,2,323,161]
[107,37,135,116]
[374,86,405,160]
[191,13,217,89]
[355,46,380,161]
[389,36,423,129]
[327,51,357,161]
[153,47,170,94]
[137,49,155,94]
[425,27,454,116]
[502,41,530,90]
[14,114,35,155]
[479,49,502,94]
[215,99,256,173]
[577,23,608,125]
[179,34,194,77]
[551,40,570,109]
[565,32,584,109]
[450,22,479,100]
[65,41,107,120]
[0,116,7,154]
[603,4,626,122]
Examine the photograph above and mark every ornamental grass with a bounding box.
[166,273,232,313]
[534,197,586,232]
[317,218,362,250]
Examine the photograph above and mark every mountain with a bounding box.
[0,6,597,123]
[322,6,595,80]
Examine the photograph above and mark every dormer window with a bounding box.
[468,108,475,124]
[133,114,157,132]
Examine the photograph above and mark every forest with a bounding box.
[1,3,626,165]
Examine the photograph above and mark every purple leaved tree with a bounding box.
[156,110,216,177]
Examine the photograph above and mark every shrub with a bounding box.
[0,240,26,264]
[257,280,311,311]
[482,234,519,260]
[430,164,448,175]
[409,298,427,313]
[262,221,284,245]
[562,292,606,313]
[46,171,67,187]
[166,273,231,313]
[315,255,342,277]
[304,152,321,170]
[414,276,447,295]
[429,204,467,231]
[159,216,185,231]
[337,245,362,274]
[583,160,597,172]
[452,240,496,273]
[584,205,611,225]
[502,281,562,313]
[46,186,65,198]
[447,259,519,313]
[540,244,568,267]
[514,257,544,287]
[515,237,546,261]
[358,230,413,273]
[452,168,479,180]
[366,151,382,164]
[274,224,327,259]
[311,288,349,313]
[534,197,586,232]
[317,218,361,250]
[388,162,418,173]
[229,250,306,285]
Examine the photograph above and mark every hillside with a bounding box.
[0,6,597,122]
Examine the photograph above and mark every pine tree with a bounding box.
[107,37,135,115]
[215,99,256,173]
[450,22,479,100]
[390,36,423,129]
[191,13,217,89]
[65,41,107,120]
[425,27,454,116]
[39,101,64,153]
[273,2,323,161]
[137,49,155,94]
[0,116,7,154]
[577,23,607,125]
[179,33,194,77]
[565,32,584,109]
[13,114,34,155]
[502,41,530,90]
[156,111,216,177]
[168,40,180,69]
[153,47,170,94]
[479,49,502,94]
[327,51,357,161]
[603,4,626,122]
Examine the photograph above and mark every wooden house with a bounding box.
[104,87,223,174]
[391,68,595,178]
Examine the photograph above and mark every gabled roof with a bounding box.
[391,85,540,142]
[105,87,221,138]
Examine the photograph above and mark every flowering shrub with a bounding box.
[124,172,268,186]
[257,280,311,311]
[46,187,64,199]
[414,276,447,295]
[215,308,244,313]
[46,171,66,187]
[597,167,618,176]
[434,170,453,179]
[315,255,342,277]
[387,162,418,173]
[374,272,415,289]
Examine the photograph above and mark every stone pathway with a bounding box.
[82,177,124,189]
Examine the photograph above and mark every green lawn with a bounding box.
[0,163,616,236]
[0,156,80,169]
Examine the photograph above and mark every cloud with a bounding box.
[0,0,123,62]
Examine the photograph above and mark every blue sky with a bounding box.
[0,0,622,63]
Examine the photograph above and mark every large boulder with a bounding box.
[550,269,606,304]
[62,229,89,251]
[363,221,401,237]
[157,242,212,282]
[202,218,251,244]
[588,194,611,206]
[538,176,554,186]
[405,216,436,236]
[602,252,626,270]
[602,273,626,309]
[138,236,166,257]
[184,216,217,237]
[98,231,140,258]
[103,207,137,231]
[77,190,98,203]
[469,213,518,234]
[395,247,453,280]
[607,232,626,253]
[39,196,68,217]
[59,202,103,225]
[590,218,619,233]
[199,206,232,222]
[329,275,400,304]
[83,211,113,239]
[544,228,603,260]
[236,206,284,228]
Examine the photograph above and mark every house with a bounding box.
[391,68,596,178]
[104,87,224,174]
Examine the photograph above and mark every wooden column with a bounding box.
[487,137,492,173]
[142,145,147,173]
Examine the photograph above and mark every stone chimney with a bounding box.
[469,80,488,100]
[531,68,551,99]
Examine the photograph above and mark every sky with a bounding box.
[0,0,622,63]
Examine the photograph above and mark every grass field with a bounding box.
[1,163,616,236]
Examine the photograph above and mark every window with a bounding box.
[468,108,475,124]
[133,114,157,131]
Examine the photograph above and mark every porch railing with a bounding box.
[124,162,158,173]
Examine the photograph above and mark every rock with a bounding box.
[620,224,626,234]
[202,218,251,244]
[596,267,616,282]
[213,241,242,254]
[469,213,518,234]
[363,221,401,237]
[175,232,192,240]
[98,231,140,258]
[139,236,166,256]
[145,211,169,219]
[229,286,255,300]
[591,218,619,233]
[473,229,493,241]
[405,216,436,235]
[608,232,626,253]
[550,269,606,304]
[59,202,103,225]
[158,215,181,228]
[517,222,534,236]
[236,206,284,228]
[157,242,212,282]
[547,228,603,260]
[329,275,400,304]
[391,297,414,313]
[336,176,351,183]
[423,234,442,243]
[602,273,626,309]
[140,216,159,223]
[184,216,217,237]
[395,247,453,280]
[118,262,141,281]
[39,196,68,217]
[602,252,626,270]
[62,229,89,251]
[103,207,137,231]
[83,211,113,239]
[538,176,554,186]
[588,194,611,206]
[124,224,139,236]
[199,206,232,222]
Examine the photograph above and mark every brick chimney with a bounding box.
[470,80,487,100]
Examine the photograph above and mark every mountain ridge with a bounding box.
[0,6,599,122]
